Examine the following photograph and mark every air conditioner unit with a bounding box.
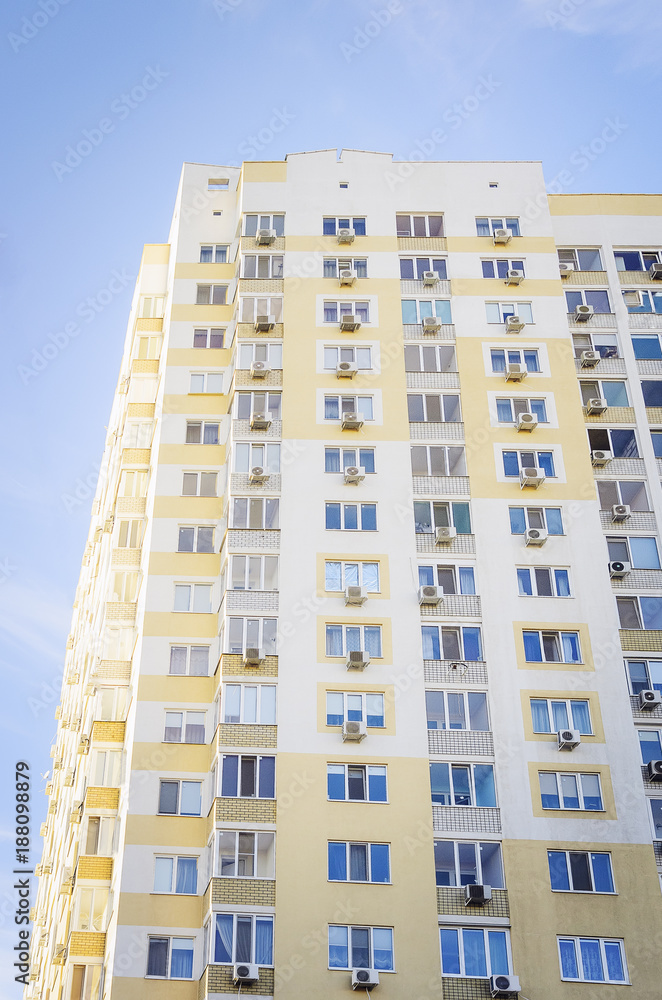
[339,268,357,285]
[586,397,607,415]
[342,720,367,742]
[422,270,438,285]
[345,585,368,606]
[505,362,526,381]
[255,228,276,245]
[250,361,270,378]
[609,560,631,578]
[639,689,662,711]
[39,822,48,837]
[344,465,365,484]
[78,737,90,754]
[559,262,575,276]
[342,411,364,429]
[336,361,358,378]
[63,769,74,786]
[243,647,265,666]
[646,759,662,781]
[352,968,379,990]
[517,412,538,431]
[249,466,269,483]
[435,526,457,544]
[557,728,581,750]
[250,411,272,430]
[52,945,67,966]
[505,315,524,333]
[493,228,512,244]
[575,304,594,322]
[525,527,547,546]
[337,228,356,244]
[649,262,662,280]
[464,883,492,905]
[612,504,631,522]
[490,974,520,998]
[233,963,259,984]
[591,449,612,467]
[254,314,275,332]
[421,316,441,332]
[418,585,443,606]
[340,314,361,331]
[505,269,524,285]
[580,350,600,367]
[346,650,370,671]
[520,467,545,488]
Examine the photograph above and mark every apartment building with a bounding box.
[29,150,662,1000]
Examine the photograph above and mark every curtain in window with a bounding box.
[604,942,624,981]
[176,858,197,894]
[364,627,382,657]
[147,939,168,977]
[579,939,604,980]
[214,915,233,963]
[328,843,347,880]
[170,941,193,978]
[463,929,487,977]
[440,928,460,974]
[570,701,591,733]
[559,939,578,978]
[488,931,509,976]
[255,918,273,965]
[372,928,393,970]
[329,926,348,968]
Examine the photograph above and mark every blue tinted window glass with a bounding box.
[632,336,662,359]
[359,449,375,473]
[463,929,487,977]
[221,756,238,797]
[537,452,555,476]
[462,627,482,661]
[400,258,414,279]
[491,349,506,372]
[327,766,345,800]
[258,756,275,797]
[328,926,348,968]
[502,451,520,476]
[579,939,604,981]
[361,504,377,531]
[440,929,461,974]
[370,844,390,883]
[488,931,509,976]
[328,842,347,881]
[323,219,336,235]
[523,631,542,661]
[555,570,570,596]
[474,765,496,807]
[368,767,387,802]
[509,507,526,534]
[591,854,614,893]
[523,350,540,372]
[548,851,570,890]
[353,219,366,236]
[214,914,233,963]
[482,260,495,278]
[517,569,533,595]
[401,300,418,324]
[325,503,341,529]
[545,508,563,534]
[422,626,440,659]
[559,940,578,979]
[604,942,625,981]
[430,762,451,804]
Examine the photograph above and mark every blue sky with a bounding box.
[0,0,660,986]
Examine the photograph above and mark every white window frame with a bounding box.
[230,496,280,529]
[516,567,571,598]
[404,343,456,372]
[163,710,206,744]
[523,629,582,664]
[200,244,228,263]
[475,216,520,236]
[146,936,194,980]
[558,247,603,271]
[241,254,283,279]
[196,284,227,306]
[322,345,373,370]
[509,505,564,535]
[481,257,525,278]
[157,779,202,817]
[494,396,549,423]
[181,471,217,497]
[215,830,276,879]
[243,213,284,236]
[222,683,277,725]
[229,554,279,591]
[418,563,476,595]
[185,420,219,444]
[234,390,282,420]
[327,764,388,803]
[326,691,385,728]
[396,213,444,237]
[323,216,367,236]
[328,924,394,972]
[237,342,283,369]
[487,345,542,375]
[323,299,371,323]
[324,502,378,531]
[624,657,662,695]
[173,583,213,614]
[557,936,628,984]
[178,525,215,553]
[616,595,662,630]
[124,421,153,448]
[190,371,223,394]
[433,840,505,888]
[153,855,199,894]
[193,327,225,349]
[539,771,603,811]
[225,617,278,655]
[399,255,447,279]
[327,842,391,883]
[407,393,461,423]
[530,697,592,734]
[119,469,148,497]
[401,299,453,326]
[240,296,283,323]
[325,624,382,657]
[425,690,489,731]
[117,519,143,548]
[323,257,368,278]
[572,330,620,358]
[324,446,376,474]
[440,926,513,979]
[324,394,374,421]
[548,850,614,894]
[411,445,467,477]
[169,645,210,677]
[486,301,533,323]
[74,886,109,932]
[324,561,380,592]
[210,912,274,967]
[91,750,122,787]
[139,295,165,318]
[233,442,281,474]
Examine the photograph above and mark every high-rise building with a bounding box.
[30,151,662,1000]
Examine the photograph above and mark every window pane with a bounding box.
[463,929,487,977]
[154,857,173,892]
[370,844,390,883]
[604,942,625,982]
[474,765,496,807]
[488,931,509,976]
[591,854,614,893]
[372,928,393,971]
[559,939,579,979]
[579,939,604,981]
[548,851,570,890]
[480,842,504,888]
[569,852,592,891]
[440,928,461,974]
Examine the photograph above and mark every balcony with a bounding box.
[424,660,488,685]
[420,595,482,618]
[410,422,465,441]
[111,547,141,568]
[397,236,447,252]
[428,730,494,755]
[433,805,501,834]
[584,406,635,424]
[563,270,609,286]
[619,630,662,652]
[221,590,279,615]
[637,360,662,377]
[574,357,626,376]
[600,510,657,532]
[91,660,131,684]
[237,323,284,339]
[629,313,662,330]
[403,322,455,341]
[230,473,281,492]
[218,653,278,678]
[406,371,460,390]
[437,885,509,918]
[77,857,113,881]
[104,602,136,625]
[611,568,662,590]
[115,496,146,516]
[91,721,125,744]
[416,532,475,554]
[216,723,277,749]
[412,477,471,499]
[592,458,645,477]
[232,418,282,439]
[400,278,451,296]
[207,877,275,908]
[630,694,662,721]
[214,797,277,824]
[234,369,283,388]
[199,964,274,997]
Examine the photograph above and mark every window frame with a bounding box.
[565,288,612,314]
[177,525,215,554]
[181,471,217,497]
[399,255,448,280]
[323,299,371,323]
[530,697,592,735]
[323,217,367,236]
[411,445,467,477]
[215,829,276,879]
[440,925,512,979]
[230,496,280,530]
[325,624,383,658]
[157,779,202,817]
[433,840,505,889]
[328,924,394,971]
[185,421,219,445]
[146,936,194,980]
[421,625,483,662]
[324,257,368,278]
[243,214,284,237]
[324,560,380,593]
[523,629,582,664]
[153,855,199,895]
[200,244,228,264]
[219,753,276,800]
[490,347,540,373]
[557,936,628,984]
[425,690,489,731]
[224,617,278,655]
[195,284,227,306]
[324,502,378,531]
[516,567,571,598]
[616,595,662,631]
[538,771,604,812]
[241,254,284,279]
[475,217,520,237]
[211,912,274,966]
[430,761,497,807]
[327,842,391,884]
[486,301,534,324]
[558,248,604,271]
[396,213,444,237]
[547,850,615,894]
[327,763,388,803]
[222,683,277,725]
[401,298,453,326]
[192,327,224,349]
[326,691,385,728]
[481,258,525,279]
[169,645,210,677]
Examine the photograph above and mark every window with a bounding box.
[326,692,385,727]
[325,624,382,657]
[208,177,228,191]
[117,519,142,548]
[649,798,662,839]
[496,397,548,423]
[325,503,377,531]
[182,472,217,497]
[91,750,121,787]
[614,249,660,272]
[323,300,370,323]
[200,244,228,263]
[414,501,472,535]
[476,217,520,237]
[324,395,373,421]
[323,345,372,369]
[212,913,273,966]
[196,284,227,306]
[434,840,504,887]
[580,380,629,408]
[139,295,164,318]
[230,554,278,591]
[220,754,275,798]
[418,564,476,595]
[441,927,511,978]
[430,762,496,807]
[96,687,128,722]
[135,335,161,359]
[164,711,205,744]
[75,887,108,931]
[607,536,660,569]
[178,526,214,553]
[223,684,276,724]
[323,217,366,236]
[548,851,614,893]
[558,248,603,271]
[84,816,115,856]
[404,344,456,372]
[400,256,447,280]
[517,568,571,598]
[69,965,102,1000]
[240,297,283,323]
[190,371,222,394]
[642,380,662,407]
[324,257,368,279]
[401,299,452,325]
[502,450,555,478]
[186,421,219,444]
[538,771,603,811]
[325,561,379,592]
[565,289,611,313]
[217,830,275,878]
[422,625,482,661]
[109,570,138,603]
[234,443,281,473]
[623,289,662,314]
[235,391,282,420]
[616,596,662,630]
[530,698,592,734]
[325,447,375,474]
[327,764,387,802]
[523,630,581,663]
[146,937,194,979]
[396,213,444,237]
[408,393,460,422]
[625,658,662,695]
[329,925,394,971]
[174,584,212,613]
[558,937,627,984]
[425,691,488,730]
[158,780,202,816]
[169,645,209,676]
[486,301,533,324]
[652,431,662,458]
[411,445,467,476]
[124,421,153,448]
[242,254,283,278]
[225,617,278,655]
[119,469,148,497]
[481,258,525,279]
[154,856,198,894]
[231,496,279,529]
[633,334,662,361]
[637,728,662,764]
[572,331,619,359]
[328,843,390,883]
[237,342,283,369]
[244,214,284,236]
[490,348,539,373]
[597,480,649,511]
[587,427,638,458]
